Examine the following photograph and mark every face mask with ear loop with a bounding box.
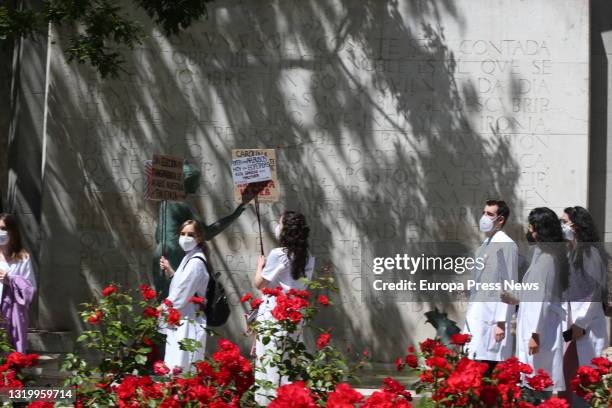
[0,231,8,246]
[479,215,500,233]
[561,223,575,241]
[179,236,198,252]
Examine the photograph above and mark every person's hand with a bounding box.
[241,181,270,204]
[257,255,266,271]
[571,324,585,340]
[160,256,174,277]
[500,291,519,305]
[528,334,539,355]
[494,322,506,342]
[0,268,6,283]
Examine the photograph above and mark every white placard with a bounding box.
[231,155,272,185]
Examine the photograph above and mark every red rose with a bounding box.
[166,308,182,326]
[445,358,488,393]
[420,370,435,383]
[327,383,364,406]
[7,352,39,368]
[188,296,205,304]
[27,402,54,408]
[317,295,330,306]
[539,397,569,408]
[269,381,316,408]
[363,350,370,358]
[139,284,156,300]
[262,287,283,297]
[153,361,170,376]
[405,354,418,368]
[250,298,263,309]
[87,310,103,324]
[591,356,612,374]
[240,293,253,303]
[172,367,182,376]
[450,333,472,346]
[395,357,405,371]
[101,285,118,297]
[162,299,173,307]
[419,338,441,354]
[526,368,554,391]
[432,345,452,357]
[426,356,451,371]
[407,346,415,353]
[317,333,331,349]
[143,306,160,319]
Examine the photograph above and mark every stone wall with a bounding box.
[6,0,592,358]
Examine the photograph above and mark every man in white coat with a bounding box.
[464,200,518,371]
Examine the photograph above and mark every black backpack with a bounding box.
[189,256,231,327]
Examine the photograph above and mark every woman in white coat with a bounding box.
[505,207,567,393]
[561,206,609,406]
[159,219,209,372]
[253,211,315,406]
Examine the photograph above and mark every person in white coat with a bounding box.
[159,219,209,373]
[504,207,567,393]
[464,200,518,370]
[560,206,609,406]
[253,211,315,406]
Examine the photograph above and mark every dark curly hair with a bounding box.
[528,207,568,290]
[563,206,609,269]
[279,211,310,280]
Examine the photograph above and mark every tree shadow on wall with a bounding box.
[38,0,525,361]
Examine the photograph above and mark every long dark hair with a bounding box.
[563,206,609,269]
[0,213,28,261]
[528,207,568,290]
[279,211,310,280]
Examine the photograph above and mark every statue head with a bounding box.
[183,161,201,195]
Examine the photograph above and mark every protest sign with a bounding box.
[232,149,279,203]
[231,155,272,185]
[146,154,185,201]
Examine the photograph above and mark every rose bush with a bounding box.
[570,356,612,407]
[15,280,601,407]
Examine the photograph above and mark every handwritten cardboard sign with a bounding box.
[232,149,279,203]
[231,155,272,185]
[145,154,185,201]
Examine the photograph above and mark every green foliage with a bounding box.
[1,0,213,77]
[61,283,165,403]
[250,277,369,404]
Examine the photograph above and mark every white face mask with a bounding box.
[479,215,499,233]
[0,231,8,246]
[178,236,198,252]
[562,223,575,241]
[274,224,282,241]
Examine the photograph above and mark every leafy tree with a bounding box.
[0,0,212,77]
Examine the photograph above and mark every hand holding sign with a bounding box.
[240,181,271,204]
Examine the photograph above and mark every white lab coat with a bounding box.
[0,254,36,300]
[566,246,609,366]
[161,248,209,372]
[255,248,315,406]
[464,230,518,361]
[516,246,565,392]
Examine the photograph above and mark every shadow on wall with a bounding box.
[37,0,523,360]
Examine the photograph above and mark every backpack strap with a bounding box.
[187,256,211,298]
[188,255,209,271]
